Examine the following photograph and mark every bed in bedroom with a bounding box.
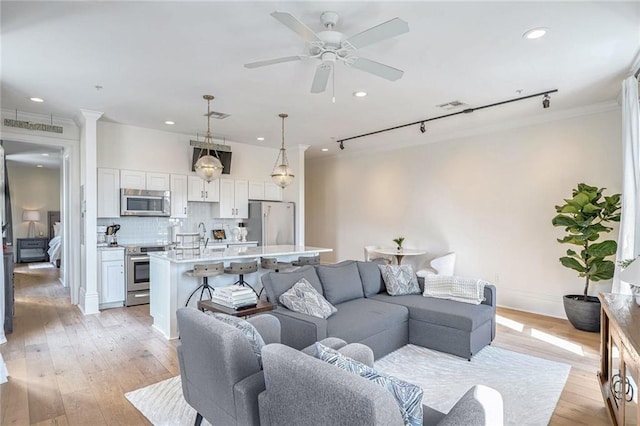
[47,211,61,268]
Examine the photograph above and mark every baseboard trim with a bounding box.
[497,288,567,319]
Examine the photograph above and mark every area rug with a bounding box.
[125,344,570,426]
[28,262,53,269]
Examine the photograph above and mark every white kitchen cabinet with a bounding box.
[120,170,169,191]
[187,176,220,202]
[170,174,188,218]
[264,182,283,201]
[97,168,121,218]
[98,248,125,309]
[248,181,265,200]
[146,172,170,191]
[248,181,283,201]
[215,178,248,219]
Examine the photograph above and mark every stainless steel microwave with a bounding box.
[121,188,171,217]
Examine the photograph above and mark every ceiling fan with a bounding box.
[244,11,409,94]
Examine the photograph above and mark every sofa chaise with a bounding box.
[261,260,496,360]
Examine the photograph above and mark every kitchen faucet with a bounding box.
[198,222,206,243]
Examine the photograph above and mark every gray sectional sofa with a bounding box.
[261,260,496,360]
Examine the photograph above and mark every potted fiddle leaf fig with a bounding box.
[552,183,621,332]
[393,237,405,251]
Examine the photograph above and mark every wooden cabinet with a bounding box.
[16,238,48,263]
[120,170,169,191]
[599,293,640,425]
[97,168,120,218]
[215,178,248,219]
[187,176,220,202]
[4,251,14,334]
[248,180,283,201]
[170,174,188,218]
[98,248,125,309]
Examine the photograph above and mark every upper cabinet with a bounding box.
[248,180,283,201]
[120,170,169,191]
[215,178,248,219]
[170,174,188,218]
[187,176,220,202]
[97,168,120,218]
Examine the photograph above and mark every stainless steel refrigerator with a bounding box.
[246,201,295,246]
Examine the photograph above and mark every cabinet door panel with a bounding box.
[171,174,188,217]
[146,172,170,191]
[204,180,220,202]
[98,168,120,218]
[264,182,283,201]
[234,180,249,219]
[102,260,124,303]
[248,181,265,200]
[187,176,204,201]
[218,178,235,218]
[120,170,146,190]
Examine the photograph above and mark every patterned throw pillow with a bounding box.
[279,278,337,319]
[211,313,266,366]
[315,343,423,426]
[378,265,421,296]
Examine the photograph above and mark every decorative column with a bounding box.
[295,144,310,246]
[79,109,103,314]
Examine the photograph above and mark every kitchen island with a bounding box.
[148,245,332,339]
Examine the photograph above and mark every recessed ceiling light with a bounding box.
[164,120,175,125]
[36,164,44,168]
[41,153,49,156]
[523,27,548,40]
[321,148,329,152]
[257,137,265,141]
[30,97,44,103]
[353,91,367,97]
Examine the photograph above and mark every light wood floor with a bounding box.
[0,265,610,425]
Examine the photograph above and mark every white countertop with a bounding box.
[149,245,332,264]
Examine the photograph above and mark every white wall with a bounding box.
[306,109,622,318]
[7,162,61,244]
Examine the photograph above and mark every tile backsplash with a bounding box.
[97,202,245,245]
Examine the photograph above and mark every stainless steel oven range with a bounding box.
[125,244,167,306]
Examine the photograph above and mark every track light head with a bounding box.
[339,141,344,150]
[420,122,426,133]
[542,94,550,109]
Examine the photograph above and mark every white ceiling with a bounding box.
[2,1,639,158]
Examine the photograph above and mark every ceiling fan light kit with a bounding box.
[271,113,295,188]
[245,10,409,95]
[194,94,224,182]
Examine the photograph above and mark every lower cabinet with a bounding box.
[98,248,125,309]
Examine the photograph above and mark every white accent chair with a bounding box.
[416,252,456,278]
[363,245,393,264]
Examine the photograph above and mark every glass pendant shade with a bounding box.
[271,113,294,188]
[195,154,223,182]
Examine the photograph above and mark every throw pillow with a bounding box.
[263,265,324,306]
[314,343,423,426]
[315,260,364,305]
[279,278,337,319]
[211,313,266,366]
[422,275,487,305]
[378,265,421,296]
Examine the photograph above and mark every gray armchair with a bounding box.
[259,343,503,426]
[176,307,352,426]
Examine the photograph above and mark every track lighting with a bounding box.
[335,89,557,149]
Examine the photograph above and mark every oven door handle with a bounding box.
[128,256,150,262]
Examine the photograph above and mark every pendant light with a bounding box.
[271,113,295,188]
[194,95,224,182]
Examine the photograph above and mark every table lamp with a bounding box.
[620,257,640,305]
[22,210,40,238]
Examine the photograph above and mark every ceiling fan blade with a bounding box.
[350,57,404,81]
[271,11,322,42]
[244,55,303,69]
[310,63,332,93]
[344,18,409,50]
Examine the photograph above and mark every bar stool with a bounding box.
[224,260,259,296]
[185,262,224,307]
[261,257,292,273]
[291,254,320,267]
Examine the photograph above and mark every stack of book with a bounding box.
[211,285,257,309]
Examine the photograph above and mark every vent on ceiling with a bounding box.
[436,100,468,110]
[205,111,231,120]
